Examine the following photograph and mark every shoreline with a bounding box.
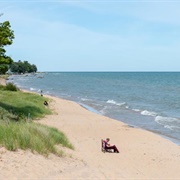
[39,94,180,179]
[1,76,180,145]
[0,78,180,178]
[6,74,180,145]
[78,100,180,146]
[22,85,180,146]
[0,88,180,178]
[3,76,179,146]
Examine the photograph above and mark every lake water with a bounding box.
[8,72,180,145]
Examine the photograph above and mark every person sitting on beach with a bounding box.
[104,138,119,153]
[44,101,48,106]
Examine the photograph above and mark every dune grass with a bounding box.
[0,83,74,156]
[0,89,51,121]
[0,122,73,156]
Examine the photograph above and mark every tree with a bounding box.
[31,64,37,72]
[10,60,38,74]
[0,20,14,74]
[9,61,18,73]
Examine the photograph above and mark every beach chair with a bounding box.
[101,139,112,153]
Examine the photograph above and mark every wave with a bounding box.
[141,110,157,117]
[164,125,180,131]
[132,108,141,112]
[30,87,36,91]
[155,116,180,131]
[106,99,126,106]
[155,116,180,123]
[81,98,92,102]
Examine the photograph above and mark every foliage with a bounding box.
[0,89,74,156]
[0,21,14,46]
[0,20,14,74]
[0,106,18,123]
[0,122,74,156]
[4,82,19,91]
[0,82,19,91]
[0,64,9,74]
[0,90,51,121]
[10,60,37,74]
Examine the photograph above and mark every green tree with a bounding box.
[31,64,37,72]
[9,61,18,73]
[0,20,14,74]
[10,60,38,74]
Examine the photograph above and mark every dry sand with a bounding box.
[0,78,6,86]
[0,93,180,179]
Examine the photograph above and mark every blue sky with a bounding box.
[1,0,180,72]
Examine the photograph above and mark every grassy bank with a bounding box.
[0,122,73,156]
[0,82,73,156]
[0,89,51,121]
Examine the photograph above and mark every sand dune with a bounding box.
[0,94,180,179]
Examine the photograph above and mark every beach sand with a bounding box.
[0,93,180,179]
[0,78,6,86]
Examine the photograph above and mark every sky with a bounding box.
[0,0,180,72]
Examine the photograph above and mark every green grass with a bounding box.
[0,122,74,156]
[0,84,74,156]
[0,90,51,121]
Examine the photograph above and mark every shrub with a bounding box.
[4,83,19,91]
[0,85,5,90]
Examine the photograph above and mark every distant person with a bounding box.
[44,101,48,106]
[104,138,119,153]
[40,90,43,96]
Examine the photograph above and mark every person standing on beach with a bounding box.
[40,90,43,96]
[104,138,119,153]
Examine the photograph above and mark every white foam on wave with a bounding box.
[155,116,180,131]
[141,110,157,117]
[164,125,180,131]
[132,108,140,112]
[155,116,179,123]
[30,87,36,91]
[106,99,126,106]
[164,125,174,130]
[107,99,116,104]
[81,98,91,101]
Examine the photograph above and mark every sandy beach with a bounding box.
[0,78,6,86]
[0,91,179,179]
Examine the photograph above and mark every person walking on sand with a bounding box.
[104,138,119,153]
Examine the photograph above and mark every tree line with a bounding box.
[0,15,37,74]
[10,60,37,74]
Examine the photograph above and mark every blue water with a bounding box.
[8,72,180,145]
